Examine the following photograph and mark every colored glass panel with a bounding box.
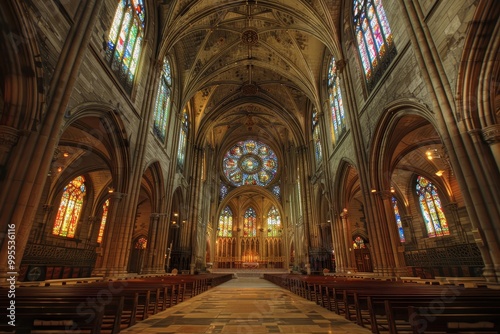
[353,0,394,80]
[218,207,233,237]
[53,176,86,238]
[327,57,346,140]
[107,0,144,92]
[416,176,450,238]
[135,237,147,249]
[312,109,322,164]
[243,207,257,237]
[391,197,405,243]
[220,184,228,200]
[223,140,278,187]
[153,58,172,141]
[177,109,189,169]
[267,206,281,237]
[272,185,280,199]
[97,199,110,244]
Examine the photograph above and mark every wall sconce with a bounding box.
[390,187,395,193]
[63,152,70,158]
[57,166,63,173]
[108,187,115,193]
[435,170,444,177]
[371,189,377,193]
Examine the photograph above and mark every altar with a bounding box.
[242,262,259,268]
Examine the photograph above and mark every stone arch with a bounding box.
[0,1,44,130]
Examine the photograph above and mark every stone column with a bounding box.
[0,0,103,286]
[0,126,20,178]
[397,0,500,282]
[92,192,128,277]
[332,215,347,273]
[482,125,500,172]
[141,213,160,274]
[340,211,355,272]
[379,191,407,277]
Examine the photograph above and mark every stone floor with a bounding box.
[120,276,372,334]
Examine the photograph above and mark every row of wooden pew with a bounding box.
[0,273,232,333]
[264,274,500,334]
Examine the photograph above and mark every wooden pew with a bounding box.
[263,273,500,334]
[0,273,232,333]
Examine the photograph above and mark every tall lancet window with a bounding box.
[391,197,405,243]
[53,176,86,238]
[353,0,395,90]
[267,206,281,237]
[243,207,257,237]
[97,199,110,244]
[153,58,172,141]
[416,176,450,238]
[177,108,189,170]
[218,206,233,237]
[312,109,323,164]
[328,57,346,141]
[106,0,145,92]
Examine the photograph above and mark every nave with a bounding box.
[121,276,371,334]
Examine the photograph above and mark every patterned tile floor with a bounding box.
[121,276,372,334]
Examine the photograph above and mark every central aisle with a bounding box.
[121,276,372,334]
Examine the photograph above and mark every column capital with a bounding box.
[0,126,20,152]
[109,192,127,200]
[482,124,500,145]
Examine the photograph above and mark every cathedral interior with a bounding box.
[0,0,499,286]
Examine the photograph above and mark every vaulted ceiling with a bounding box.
[158,0,343,151]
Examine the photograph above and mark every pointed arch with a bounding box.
[106,0,146,93]
[218,206,233,238]
[53,175,86,238]
[352,0,396,91]
[415,175,450,238]
[153,57,172,141]
[327,57,347,142]
[177,107,189,170]
[243,207,257,237]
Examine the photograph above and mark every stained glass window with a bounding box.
[391,197,405,243]
[153,58,172,141]
[353,0,395,89]
[416,176,450,238]
[223,140,278,187]
[97,199,110,244]
[327,57,346,140]
[218,206,233,237]
[353,236,366,249]
[272,185,280,199]
[312,109,323,164]
[52,176,86,238]
[177,108,189,170]
[243,207,257,237]
[220,183,228,201]
[106,0,145,93]
[267,206,281,237]
[135,236,147,249]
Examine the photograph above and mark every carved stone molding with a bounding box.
[0,126,20,152]
[482,124,500,144]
